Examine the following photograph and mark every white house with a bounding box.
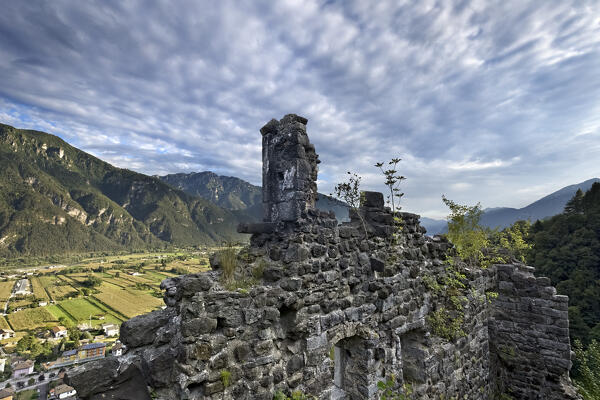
[52,325,68,338]
[101,323,119,337]
[111,341,125,356]
[0,329,15,340]
[52,384,77,399]
[12,360,34,378]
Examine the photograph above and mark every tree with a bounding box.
[375,158,405,215]
[565,189,584,215]
[442,196,489,267]
[83,275,102,288]
[490,220,532,263]
[332,171,367,236]
[375,158,406,244]
[59,316,73,328]
[573,339,600,400]
[528,182,600,345]
[68,327,81,343]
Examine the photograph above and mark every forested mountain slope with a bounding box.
[0,123,243,257]
[529,182,600,344]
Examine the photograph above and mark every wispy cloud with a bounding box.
[0,0,599,216]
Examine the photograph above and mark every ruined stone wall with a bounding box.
[490,264,579,399]
[66,115,580,400]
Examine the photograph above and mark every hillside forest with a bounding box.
[444,182,600,399]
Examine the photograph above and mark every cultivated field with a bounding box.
[0,249,213,335]
[37,275,78,301]
[0,315,10,330]
[50,298,122,326]
[93,282,164,319]
[30,277,50,301]
[0,280,14,302]
[7,307,58,331]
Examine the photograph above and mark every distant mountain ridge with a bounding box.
[480,178,600,228]
[159,171,262,211]
[0,123,243,258]
[420,178,600,234]
[158,172,350,222]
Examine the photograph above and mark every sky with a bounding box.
[1,1,599,218]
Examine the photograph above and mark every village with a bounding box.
[0,250,211,399]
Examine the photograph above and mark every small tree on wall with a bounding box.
[332,171,367,236]
[375,158,406,244]
[375,158,405,217]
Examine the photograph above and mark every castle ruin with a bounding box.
[67,115,581,399]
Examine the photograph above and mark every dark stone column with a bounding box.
[260,114,319,223]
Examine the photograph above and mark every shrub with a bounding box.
[442,196,489,267]
[377,374,413,400]
[573,339,600,400]
[220,369,231,388]
[219,245,238,286]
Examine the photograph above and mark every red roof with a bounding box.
[52,326,67,333]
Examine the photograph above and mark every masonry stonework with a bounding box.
[67,115,580,400]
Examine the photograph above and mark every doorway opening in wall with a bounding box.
[331,336,376,399]
[332,343,348,399]
[401,329,427,385]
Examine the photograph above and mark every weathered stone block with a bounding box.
[362,191,384,208]
[181,316,218,336]
[121,308,174,348]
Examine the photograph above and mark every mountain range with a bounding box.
[0,123,348,259]
[157,172,349,222]
[0,123,244,258]
[1,122,596,257]
[420,178,600,234]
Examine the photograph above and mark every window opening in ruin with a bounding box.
[401,330,427,384]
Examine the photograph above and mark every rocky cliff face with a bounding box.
[159,171,263,213]
[158,172,349,223]
[66,115,580,399]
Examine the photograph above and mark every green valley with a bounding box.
[0,249,211,346]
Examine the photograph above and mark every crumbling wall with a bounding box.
[490,264,580,399]
[66,114,580,400]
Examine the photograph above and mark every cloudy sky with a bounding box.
[1,1,599,218]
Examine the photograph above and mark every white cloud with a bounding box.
[0,0,599,216]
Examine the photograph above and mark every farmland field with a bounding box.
[94,283,164,319]
[7,307,58,331]
[0,315,11,330]
[0,280,14,301]
[30,277,50,301]
[46,304,74,324]
[1,249,213,333]
[53,298,123,326]
[9,299,34,309]
[37,275,78,300]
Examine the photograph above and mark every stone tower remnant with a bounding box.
[261,114,319,223]
[66,114,581,400]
